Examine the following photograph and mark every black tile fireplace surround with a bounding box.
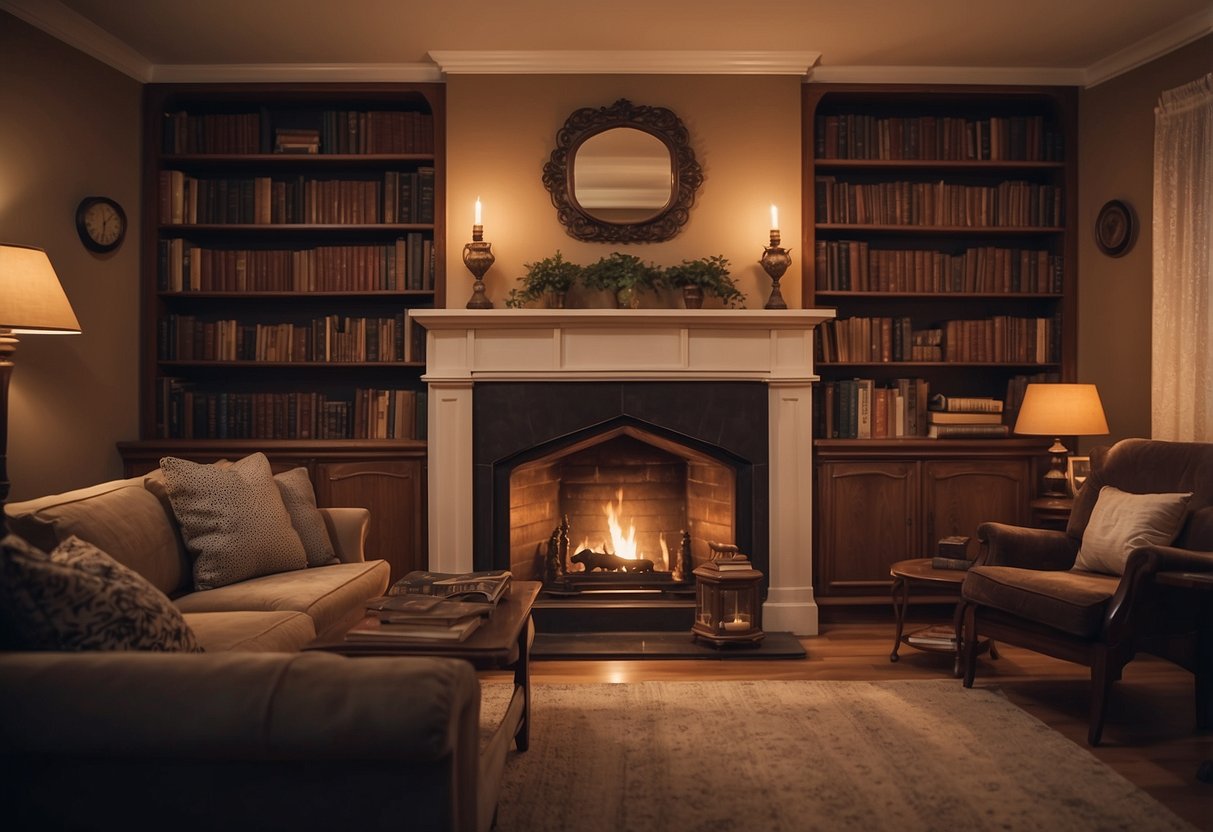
[471,381,769,581]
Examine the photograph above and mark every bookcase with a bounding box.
[802,83,1076,602]
[120,83,446,579]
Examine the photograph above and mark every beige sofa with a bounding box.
[0,473,514,832]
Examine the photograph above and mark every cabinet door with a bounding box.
[816,461,918,596]
[315,460,425,582]
[922,460,1029,558]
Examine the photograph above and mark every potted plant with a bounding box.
[582,252,662,309]
[504,251,583,308]
[663,255,746,308]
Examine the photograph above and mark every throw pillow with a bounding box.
[1075,485,1192,575]
[274,466,338,567]
[160,452,307,590]
[0,534,203,652]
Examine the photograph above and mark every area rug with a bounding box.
[486,680,1193,831]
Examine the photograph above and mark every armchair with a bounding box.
[959,438,1213,745]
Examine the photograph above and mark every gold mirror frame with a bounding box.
[542,99,703,244]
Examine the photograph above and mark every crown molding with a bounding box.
[148,63,443,84]
[1,0,151,81]
[428,50,820,75]
[807,65,1085,86]
[1083,8,1213,88]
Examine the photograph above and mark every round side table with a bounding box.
[889,558,997,677]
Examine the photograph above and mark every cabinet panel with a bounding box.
[315,459,424,581]
[816,460,918,596]
[922,459,1029,557]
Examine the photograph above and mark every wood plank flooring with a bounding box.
[486,617,1213,829]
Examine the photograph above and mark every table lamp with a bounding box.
[0,244,82,531]
[1013,383,1109,497]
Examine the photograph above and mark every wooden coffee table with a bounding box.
[889,559,996,677]
[309,580,540,751]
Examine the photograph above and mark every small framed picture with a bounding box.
[1067,456,1091,496]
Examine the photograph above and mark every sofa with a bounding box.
[0,465,515,832]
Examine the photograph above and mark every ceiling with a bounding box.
[5,0,1212,87]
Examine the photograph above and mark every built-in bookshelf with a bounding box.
[803,83,1076,601]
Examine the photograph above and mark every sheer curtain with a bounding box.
[1152,73,1213,441]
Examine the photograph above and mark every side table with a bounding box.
[889,558,997,677]
[1030,496,1074,530]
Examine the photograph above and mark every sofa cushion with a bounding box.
[5,477,190,597]
[1074,485,1192,575]
[161,452,307,591]
[962,565,1121,638]
[184,610,317,652]
[175,560,391,637]
[0,534,203,652]
[275,467,338,567]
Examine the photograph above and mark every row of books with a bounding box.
[158,313,424,364]
[347,570,512,643]
[814,113,1064,162]
[815,315,1060,364]
[155,381,427,441]
[814,177,1064,228]
[162,109,435,155]
[157,237,436,294]
[158,167,436,225]
[815,377,932,439]
[813,240,1064,295]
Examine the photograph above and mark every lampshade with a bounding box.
[1014,383,1109,436]
[0,244,81,334]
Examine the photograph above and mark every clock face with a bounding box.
[76,197,126,253]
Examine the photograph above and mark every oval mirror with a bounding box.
[543,99,703,244]
[572,127,673,224]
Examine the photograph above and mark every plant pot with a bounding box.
[615,287,640,309]
[542,290,567,309]
[681,285,704,309]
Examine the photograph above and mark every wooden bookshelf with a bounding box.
[803,84,1076,602]
[121,83,446,579]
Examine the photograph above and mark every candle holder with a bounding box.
[759,230,790,310]
[463,224,494,309]
[691,553,765,648]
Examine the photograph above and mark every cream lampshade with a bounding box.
[0,244,82,531]
[1013,383,1109,496]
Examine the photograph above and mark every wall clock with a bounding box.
[75,196,127,253]
[1094,199,1135,257]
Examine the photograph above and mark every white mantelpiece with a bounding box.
[410,308,835,635]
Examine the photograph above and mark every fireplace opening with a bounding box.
[508,427,735,593]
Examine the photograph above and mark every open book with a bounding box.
[388,569,512,605]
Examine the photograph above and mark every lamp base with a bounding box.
[1041,437,1070,497]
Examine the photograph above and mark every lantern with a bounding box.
[691,556,764,647]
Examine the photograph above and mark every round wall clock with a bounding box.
[75,196,127,253]
[1094,199,1135,257]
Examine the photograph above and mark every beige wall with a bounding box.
[445,75,803,309]
[0,13,141,499]
[1077,34,1213,450]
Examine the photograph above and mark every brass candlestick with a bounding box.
[759,229,790,310]
[463,224,494,309]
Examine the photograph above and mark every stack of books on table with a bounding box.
[344,569,512,643]
[931,535,975,570]
[926,394,1010,439]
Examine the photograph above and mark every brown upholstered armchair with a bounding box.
[959,438,1213,745]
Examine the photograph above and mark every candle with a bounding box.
[770,204,779,232]
[722,615,749,632]
[474,197,482,227]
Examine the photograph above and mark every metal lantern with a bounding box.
[691,558,764,647]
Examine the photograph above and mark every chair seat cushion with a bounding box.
[962,565,1122,638]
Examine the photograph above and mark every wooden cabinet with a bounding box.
[118,440,426,582]
[815,440,1035,601]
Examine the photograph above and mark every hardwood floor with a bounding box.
[488,616,1213,830]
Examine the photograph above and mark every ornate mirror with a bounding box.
[542,99,703,243]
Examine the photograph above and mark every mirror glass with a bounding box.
[572,127,673,224]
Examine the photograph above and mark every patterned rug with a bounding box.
[488,680,1193,831]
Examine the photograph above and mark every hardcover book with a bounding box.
[388,569,512,604]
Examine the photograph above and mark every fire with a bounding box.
[575,488,668,570]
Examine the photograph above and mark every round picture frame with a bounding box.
[1094,199,1136,257]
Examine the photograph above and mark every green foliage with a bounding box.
[663,255,746,308]
[505,251,583,308]
[581,252,662,294]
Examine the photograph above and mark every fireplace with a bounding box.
[410,308,833,635]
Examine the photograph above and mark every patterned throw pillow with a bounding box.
[160,452,307,591]
[0,534,203,652]
[275,467,339,567]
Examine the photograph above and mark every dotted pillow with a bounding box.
[0,534,203,652]
[160,452,307,591]
[274,466,338,567]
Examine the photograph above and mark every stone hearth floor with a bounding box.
[530,630,806,660]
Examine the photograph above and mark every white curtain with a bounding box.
[1152,73,1213,442]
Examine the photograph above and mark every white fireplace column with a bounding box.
[411,308,835,636]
